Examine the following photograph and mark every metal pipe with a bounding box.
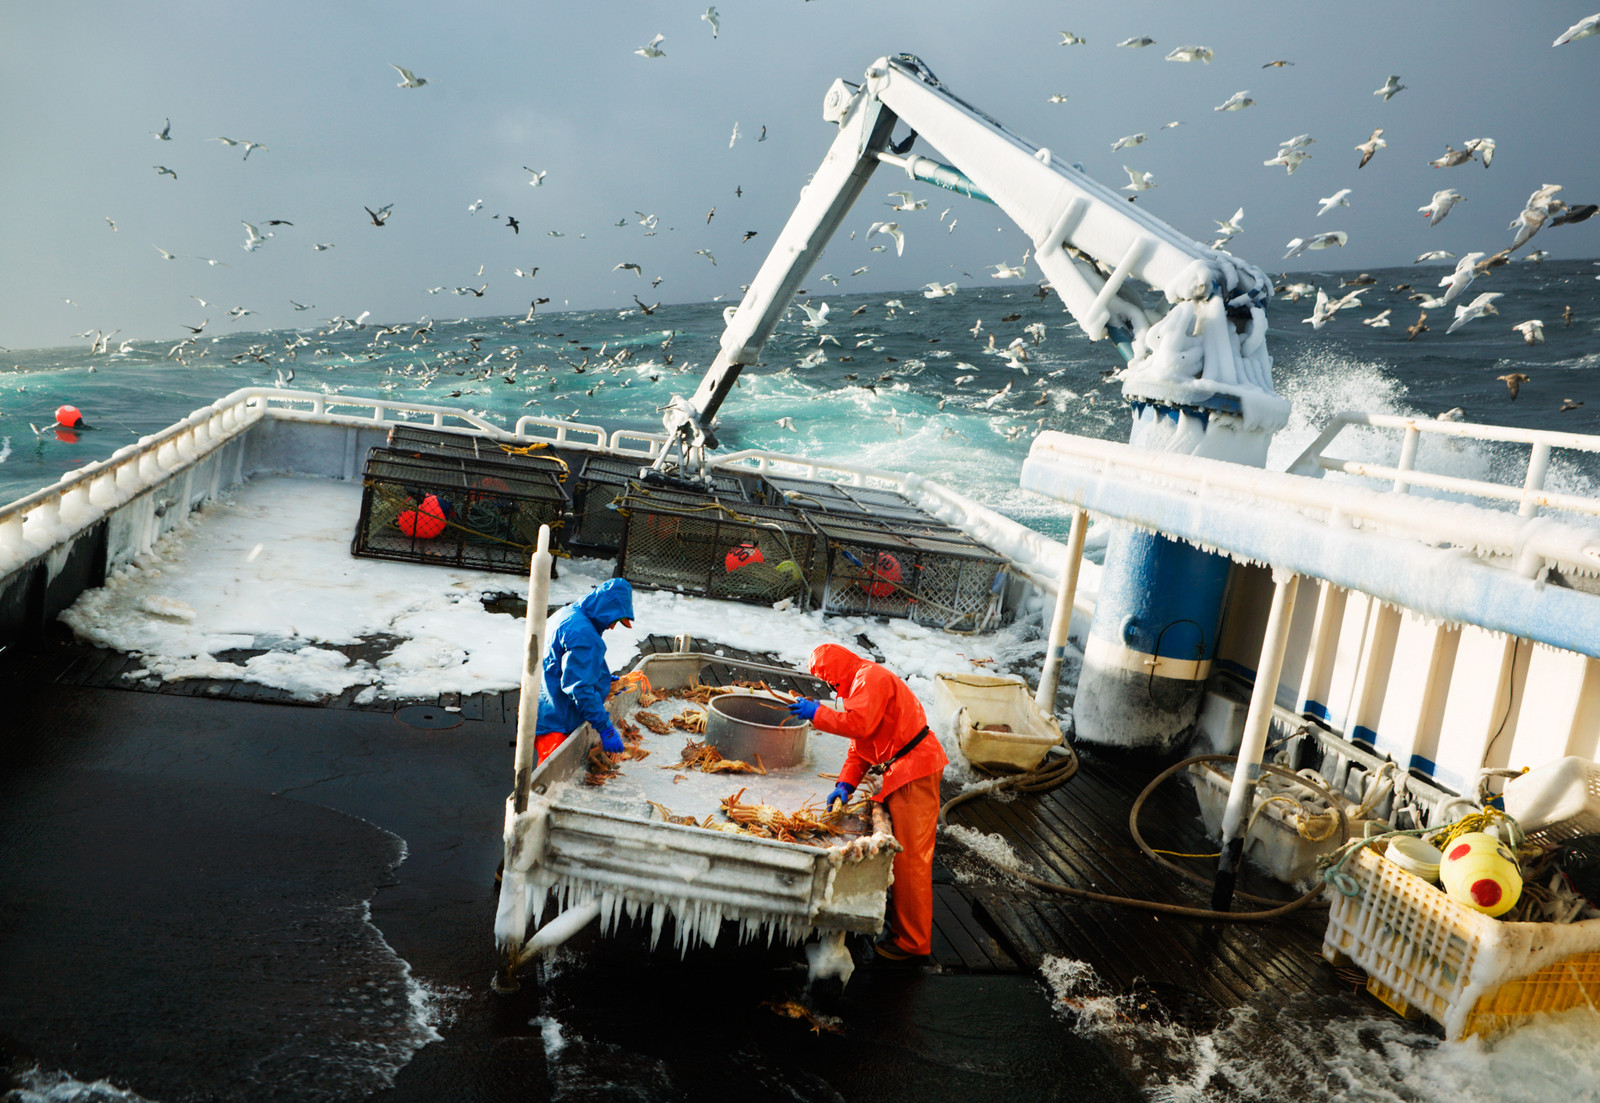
[1520,441,1552,517]
[874,151,995,203]
[512,526,555,814]
[1036,508,1088,713]
[1211,570,1300,912]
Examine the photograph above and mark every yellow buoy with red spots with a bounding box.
[1439,831,1522,917]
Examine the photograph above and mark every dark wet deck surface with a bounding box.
[0,629,1398,1101]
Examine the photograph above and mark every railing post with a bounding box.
[1520,441,1551,517]
[1036,508,1088,714]
[1212,569,1300,913]
[512,526,556,814]
[1392,425,1420,494]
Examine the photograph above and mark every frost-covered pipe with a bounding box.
[1036,508,1087,714]
[1211,571,1299,912]
[512,526,554,814]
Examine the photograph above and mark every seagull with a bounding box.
[990,251,1030,279]
[634,33,666,58]
[851,266,869,276]
[153,245,177,260]
[1214,207,1245,239]
[729,121,740,148]
[523,167,547,186]
[1362,309,1393,328]
[1262,59,1295,68]
[1302,290,1335,330]
[1418,189,1465,226]
[1374,74,1406,101]
[1513,319,1546,345]
[1462,138,1496,168]
[505,216,520,233]
[513,266,538,278]
[1510,184,1565,250]
[1438,253,1486,303]
[1407,312,1430,340]
[867,221,905,255]
[1552,203,1599,226]
[1059,31,1087,45]
[241,221,271,251]
[1318,189,1352,216]
[105,217,118,232]
[613,262,642,277]
[1355,129,1387,169]
[922,282,957,298]
[365,204,393,227]
[1447,292,1503,334]
[391,65,427,88]
[1526,250,1551,263]
[798,301,830,328]
[775,416,797,434]
[1554,13,1600,45]
[695,249,716,265]
[290,300,314,311]
[1122,166,1156,191]
[887,191,928,211]
[742,230,758,242]
[1118,36,1155,48]
[702,6,719,36]
[1278,133,1316,152]
[227,305,255,319]
[1110,133,1147,152]
[1263,149,1310,174]
[1416,250,1456,263]
[153,165,177,179]
[312,242,334,251]
[1214,90,1255,112]
[1562,398,1585,412]
[152,117,171,140]
[1283,232,1346,259]
[1047,94,1070,103]
[1437,406,1465,421]
[1497,372,1530,399]
[1430,146,1473,169]
[1165,45,1213,62]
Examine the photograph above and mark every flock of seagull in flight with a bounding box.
[50,8,1600,429]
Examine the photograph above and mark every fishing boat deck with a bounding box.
[1,627,1383,1039]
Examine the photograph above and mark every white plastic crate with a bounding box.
[1502,756,1600,847]
[931,673,1062,772]
[1322,842,1600,1040]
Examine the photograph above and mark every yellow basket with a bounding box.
[1322,843,1600,1040]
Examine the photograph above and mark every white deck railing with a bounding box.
[1288,411,1600,519]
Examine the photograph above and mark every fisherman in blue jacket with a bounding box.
[534,577,635,764]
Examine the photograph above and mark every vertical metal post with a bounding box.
[1392,424,1420,494]
[1036,508,1088,714]
[1519,441,1551,517]
[512,525,555,814]
[1211,570,1300,912]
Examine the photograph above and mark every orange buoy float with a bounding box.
[55,405,87,429]
[397,494,448,539]
[725,542,763,572]
[863,552,902,597]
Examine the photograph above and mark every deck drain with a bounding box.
[393,705,463,730]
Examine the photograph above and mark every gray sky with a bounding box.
[3,1,1597,352]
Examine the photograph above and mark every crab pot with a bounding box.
[705,690,810,769]
[353,447,569,574]
[617,488,817,608]
[569,456,748,555]
[809,514,1008,631]
[762,475,936,524]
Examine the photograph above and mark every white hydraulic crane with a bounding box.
[652,53,1286,476]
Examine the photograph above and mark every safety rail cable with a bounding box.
[1288,411,1600,519]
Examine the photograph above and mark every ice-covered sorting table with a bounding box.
[497,650,901,958]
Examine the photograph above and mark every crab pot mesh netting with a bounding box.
[569,457,749,554]
[353,447,569,574]
[616,486,817,608]
[809,514,1010,631]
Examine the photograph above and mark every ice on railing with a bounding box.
[534,875,816,956]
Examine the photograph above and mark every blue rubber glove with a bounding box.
[827,782,856,812]
[598,722,625,755]
[788,697,820,722]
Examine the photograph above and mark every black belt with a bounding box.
[865,726,929,777]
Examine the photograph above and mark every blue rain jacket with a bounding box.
[535,578,634,737]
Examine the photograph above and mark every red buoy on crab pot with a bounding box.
[725,542,763,572]
[397,494,448,539]
[864,552,902,597]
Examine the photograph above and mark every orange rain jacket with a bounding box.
[806,643,947,799]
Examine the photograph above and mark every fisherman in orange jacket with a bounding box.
[789,643,948,963]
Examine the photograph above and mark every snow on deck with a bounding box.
[59,476,1047,776]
